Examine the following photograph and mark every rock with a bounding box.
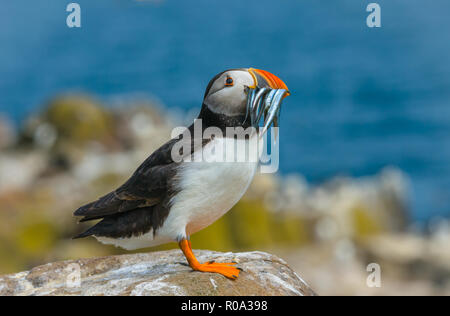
[45,95,114,145]
[19,95,118,153]
[0,250,315,296]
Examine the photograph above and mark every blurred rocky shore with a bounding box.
[0,94,448,295]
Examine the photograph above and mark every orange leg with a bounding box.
[178,239,241,280]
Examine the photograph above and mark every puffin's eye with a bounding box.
[225,77,234,86]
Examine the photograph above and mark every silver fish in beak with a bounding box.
[245,87,288,135]
[245,68,290,138]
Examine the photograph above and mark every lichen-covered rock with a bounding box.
[0,250,315,296]
[45,95,114,145]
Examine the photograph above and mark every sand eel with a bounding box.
[73,68,289,279]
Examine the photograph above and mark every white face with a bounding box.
[203,70,255,116]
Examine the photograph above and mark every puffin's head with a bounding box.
[203,68,289,118]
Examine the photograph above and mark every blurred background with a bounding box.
[0,0,449,295]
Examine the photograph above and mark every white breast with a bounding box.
[158,135,259,239]
[96,135,259,250]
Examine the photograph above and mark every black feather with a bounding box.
[72,112,236,240]
[74,203,171,239]
[73,124,206,239]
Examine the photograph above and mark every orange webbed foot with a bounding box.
[194,261,241,279]
[178,239,242,280]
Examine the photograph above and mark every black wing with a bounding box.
[74,138,179,221]
[73,125,210,239]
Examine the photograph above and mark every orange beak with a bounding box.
[249,68,290,96]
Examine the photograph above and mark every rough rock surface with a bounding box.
[0,250,315,296]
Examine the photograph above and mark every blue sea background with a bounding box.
[0,0,449,222]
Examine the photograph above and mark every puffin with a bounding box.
[74,68,289,279]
